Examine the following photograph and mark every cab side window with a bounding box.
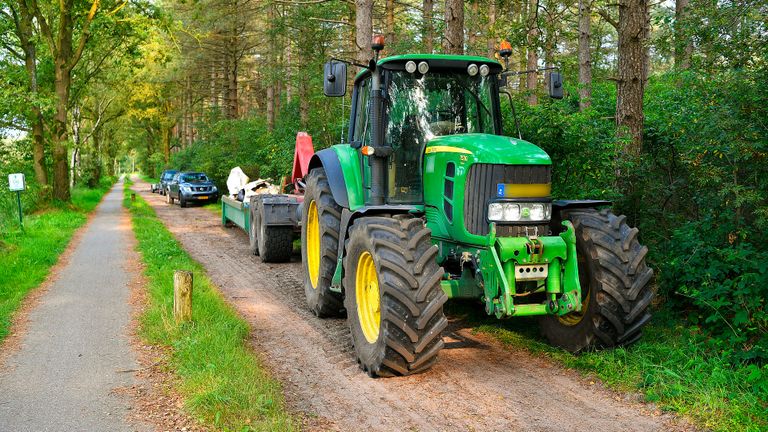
[352,77,372,145]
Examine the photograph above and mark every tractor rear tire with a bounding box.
[540,208,654,352]
[344,216,448,377]
[301,168,344,317]
[255,202,293,263]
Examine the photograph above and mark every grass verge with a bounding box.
[123,180,295,431]
[447,302,768,431]
[0,179,113,343]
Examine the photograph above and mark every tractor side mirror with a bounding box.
[323,61,347,97]
[548,72,563,99]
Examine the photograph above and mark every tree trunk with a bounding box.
[423,0,434,53]
[468,0,479,51]
[52,59,72,201]
[227,49,238,118]
[443,0,464,54]
[674,0,692,69]
[13,3,48,186]
[386,0,395,50]
[578,0,592,110]
[526,0,539,105]
[616,0,648,155]
[487,0,497,59]
[355,0,374,65]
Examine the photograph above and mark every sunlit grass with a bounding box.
[123,180,295,431]
[447,302,768,431]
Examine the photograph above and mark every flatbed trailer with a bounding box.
[221,133,315,262]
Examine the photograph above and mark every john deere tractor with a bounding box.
[301,37,653,377]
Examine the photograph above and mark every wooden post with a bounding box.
[174,270,193,323]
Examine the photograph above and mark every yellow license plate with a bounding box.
[197,196,209,200]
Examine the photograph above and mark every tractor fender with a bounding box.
[551,199,612,232]
[335,205,422,271]
[552,199,612,211]
[308,149,350,209]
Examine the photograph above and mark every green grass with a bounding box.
[123,180,295,431]
[0,180,113,342]
[447,302,768,431]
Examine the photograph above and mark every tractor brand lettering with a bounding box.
[424,146,473,155]
[496,183,552,198]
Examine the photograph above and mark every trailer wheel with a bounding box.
[248,211,259,255]
[540,208,654,352]
[302,168,344,317]
[254,202,293,263]
[344,216,448,377]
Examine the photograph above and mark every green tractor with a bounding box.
[301,37,653,377]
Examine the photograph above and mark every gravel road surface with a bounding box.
[0,181,149,432]
[132,179,690,432]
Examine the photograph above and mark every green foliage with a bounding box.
[507,68,768,362]
[123,182,295,431]
[0,182,112,343]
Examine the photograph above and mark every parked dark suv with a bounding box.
[158,169,179,196]
[166,172,218,207]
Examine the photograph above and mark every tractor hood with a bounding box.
[424,133,551,166]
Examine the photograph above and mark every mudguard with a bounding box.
[309,149,351,209]
[552,199,612,210]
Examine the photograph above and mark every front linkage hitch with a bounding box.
[479,221,582,319]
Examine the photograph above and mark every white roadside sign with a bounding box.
[8,173,25,192]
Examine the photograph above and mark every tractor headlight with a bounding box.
[488,202,552,223]
[418,61,429,74]
[479,64,490,77]
[467,63,479,76]
[405,61,417,73]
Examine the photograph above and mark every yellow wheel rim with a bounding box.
[306,200,320,289]
[558,254,590,326]
[355,251,380,344]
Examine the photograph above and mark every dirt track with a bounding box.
[132,180,689,432]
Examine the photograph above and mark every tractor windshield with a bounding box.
[387,71,497,140]
[383,70,497,204]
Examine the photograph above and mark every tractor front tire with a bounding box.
[344,216,448,377]
[540,208,654,352]
[301,168,344,317]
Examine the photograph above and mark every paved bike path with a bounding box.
[0,180,149,432]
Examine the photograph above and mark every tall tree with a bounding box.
[615,0,648,155]
[674,0,692,69]
[27,0,101,200]
[422,0,434,53]
[4,1,47,185]
[444,0,464,54]
[486,0,497,59]
[355,0,373,65]
[578,0,592,110]
[526,0,539,105]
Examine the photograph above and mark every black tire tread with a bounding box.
[541,208,654,351]
[302,168,344,317]
[259,226,293,262]
[344,216,447,377]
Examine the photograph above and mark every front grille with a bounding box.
[194,186,210,192]
[464,164,551,236]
